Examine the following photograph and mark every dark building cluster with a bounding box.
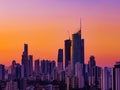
[0,26,120,90]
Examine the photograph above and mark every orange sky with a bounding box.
[0,0,120,67]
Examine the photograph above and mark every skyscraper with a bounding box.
[101,67,112,90]
[41,60,50,74]
[41,60,46,74]
[50,61,56,75]
[24,44,28,55]
[88,56,96,86]
[50,61,56,79]
[29,55,33,76]
[11,60,16,80]
[113,62,120,90]
[75,62,84,88]
[88,56,103,88]
[0,64,5,80]
[65,39,71,68]
[16,64,21,79]
[21,44,29,77]
[72,29,84,74]
[35,59,40,76]
[57,49,63,71]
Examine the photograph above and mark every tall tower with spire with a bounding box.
[72,19,85,74]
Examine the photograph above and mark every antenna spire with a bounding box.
[80,18,82,31]
[77,18,82,34]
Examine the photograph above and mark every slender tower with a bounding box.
[58,49,63,71]
[65,38,71,68]
[21,44,29,77]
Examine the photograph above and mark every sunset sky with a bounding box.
[0,0,120,67]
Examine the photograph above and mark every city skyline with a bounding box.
[0,29,119,90]
[0,0,120,67]
[0,38,119,90]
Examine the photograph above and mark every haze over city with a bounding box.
[0,0,120,67]
[0,1,120,90]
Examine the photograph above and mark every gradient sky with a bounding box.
[0,0,120,67]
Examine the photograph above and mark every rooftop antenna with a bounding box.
[80,18,82,33]
[77,18,82,34]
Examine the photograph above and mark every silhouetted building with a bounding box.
[11,61,21,80]
[45,60,56,76]
[72,29,84,74]
[50,61,56,80]
[21,44,29,77]
[65,39,71,68]
[24,44,28,54]
[39,60,54,81]
[88,56,102,88]
[88,56,96,86]
[113,62,120,90]
[84,64,89,85]
[50,61,56,75]
[75,62,84,88]
[101,67,112,90]
[57,49,63,71]
[29,55,33,76]
[35,59,40,76]
[0,64,5,81]
[95,66,102,89]
[16,64,21,79]
[52,67,59,81]
[41,60,53,74]
[21,65,24,78]
[65,61,72,76]
[11,60,17,80]
[41,60,46,74]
